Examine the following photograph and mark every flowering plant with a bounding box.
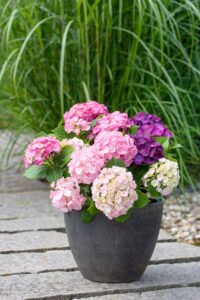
[24,101,180,223]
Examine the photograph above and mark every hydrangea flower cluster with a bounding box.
[68,146,105,184]
[94,131,137,167]
[64,101,108,135]
[24,136,60,168]
[130,134,164,165]
[24,100,180,223]
[92,167,138,219]
[137,124,172,138]
[130,112,161,126]
[131,112,172,138]
[50,177,86,212]
[143,158,180,196]
[60,137,84,151]
[88,111,130,139]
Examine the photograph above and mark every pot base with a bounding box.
[81,271,142,283]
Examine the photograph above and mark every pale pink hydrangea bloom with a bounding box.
[50,177,86,213]
[60,137,84,151]
[92,166,138,220]
[88,111,131,139]
[64,101,108,135]
[94,131,137,167]
[24,136,60,168]
[68,146,105,184]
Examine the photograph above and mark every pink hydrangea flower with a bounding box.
[64,101,108,135]
[60,137,84,151]
[24,136,61,168]
[92,166,138,220]
[94,131,137,167]
[50,177,86,213]
[88,111,131,139]
[68,146,105,184]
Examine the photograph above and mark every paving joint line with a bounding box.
[1,257,200,277]
[150,257,200,264]
[0,228,66,234]
[0,247,69,254]
[1,268,78,277]
[24,282,200,300]
[0,230,177,244]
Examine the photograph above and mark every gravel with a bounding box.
[162,191,200,246]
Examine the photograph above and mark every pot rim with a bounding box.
[147,197,163,206]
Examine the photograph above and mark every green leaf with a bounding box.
[79,184,92,199]
[105,157,126,168]
[154,136,169,151]
[129,124,138,134]
[81,208,94,224]
[58,119,64,126]
[133,190,150,208]
[147,183,162,198]
[77,115,103,141]
[52,126,67,140]
[90,114,103,130]
[63,168,70,177]
[114,207,133,223]
[35,131,48,138]
[129,165,149,186]
[54,145,75,167]
[46,166,63,183]
[87,200,100,216]
[24,164,48,179]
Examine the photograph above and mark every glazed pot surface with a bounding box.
[64,200,163,283]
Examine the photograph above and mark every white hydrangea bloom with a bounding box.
[143,158,180,196]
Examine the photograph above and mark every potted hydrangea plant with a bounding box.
[24,101,180,283]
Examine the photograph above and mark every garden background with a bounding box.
[0,0,200,187]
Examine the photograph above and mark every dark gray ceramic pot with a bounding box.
[64,200,163,283]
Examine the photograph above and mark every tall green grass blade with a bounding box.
[60,20,74,115]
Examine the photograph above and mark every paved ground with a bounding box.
[0,135,200,299]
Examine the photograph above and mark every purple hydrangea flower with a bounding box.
[130,134,165,165]
[130,112,161,126]
[130,112,172,138]
[138,124,172,138]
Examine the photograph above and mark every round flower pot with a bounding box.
[64,200,163,283]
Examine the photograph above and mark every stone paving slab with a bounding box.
[139,287,200,300]
[0,231,68,253]
[0,250,75,275]
[0,216,64,233]
[0,242,200,276]
[76,287,200,300]
[151,242,200,263]
[0,191,61,219]
[157,230,176,242]
[0,173,48,193]
[0,262,200,300]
